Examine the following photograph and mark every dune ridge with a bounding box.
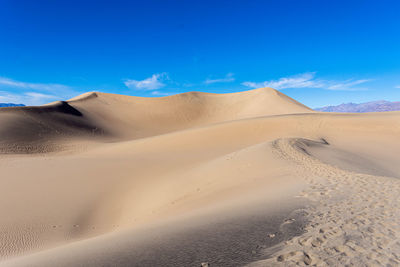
[0,88,312,153]
[0,88,400,266]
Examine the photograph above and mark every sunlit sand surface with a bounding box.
[0,88,399,266]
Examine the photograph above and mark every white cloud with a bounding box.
[0,91,57,106]
[0,77,70,92]
[326,79,371,90]
[24,92,57,102]
[395,85,400,89]
[0,77,79,105]
[242,72,321,89]
[150,91,174,96]
[124,73,167,90]
[204,73,235,84]
[242,72,371,91]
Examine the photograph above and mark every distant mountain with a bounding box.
[315,100,400,113]
[0,103,25,107]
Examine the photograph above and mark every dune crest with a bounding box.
[0,88,312,153]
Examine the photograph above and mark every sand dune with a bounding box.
[0,88,311,153]
[0,88,399,266]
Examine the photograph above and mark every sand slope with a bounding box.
[0,88,399,266]
[0,88,312,152]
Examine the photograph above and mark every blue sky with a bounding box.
[1,0,400,107]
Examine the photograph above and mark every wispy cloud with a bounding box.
[0,77,78,105]
[0,91,57,106]
[150,91,175,96]
[242,72,320,89]
[0,77,70,92]
[325,79,371,90]
[124,73,167,90]
[204,73,235,84]
[242,72,371,91]
[395,85,400,89]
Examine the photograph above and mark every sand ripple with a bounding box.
[250,138,400,266]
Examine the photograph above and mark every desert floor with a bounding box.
[0,88,399,266]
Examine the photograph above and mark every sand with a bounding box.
[0,87,399,266]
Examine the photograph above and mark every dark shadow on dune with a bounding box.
[28,101,83,117]
[118,207,308,267]
[0,102,109,154]
[296,138,400,179]
[9,200,308,267]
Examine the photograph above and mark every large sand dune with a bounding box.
[0,88,399,266]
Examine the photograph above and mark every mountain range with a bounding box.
[315,100,400,113]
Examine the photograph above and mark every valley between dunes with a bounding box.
[0,88,400,266]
